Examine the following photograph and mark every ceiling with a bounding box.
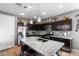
[0,3,79,20]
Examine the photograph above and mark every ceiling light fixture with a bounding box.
[37,17,41,22]
[30,3,33,24]
[20,13,24,16]
[59,4,63,8]
[34,16,37,18]
[42,12,46,15]
[37,4,41,22]
[28,5,32,9]
[24,6,27,8]
[30,20,33,24]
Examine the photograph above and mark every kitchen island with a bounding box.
[20,36,64,56]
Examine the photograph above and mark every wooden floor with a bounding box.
[0,46,79,56]
[62,50,79,56]
[0,46,21,56]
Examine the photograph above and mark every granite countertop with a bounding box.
[50,35,72,39]
[20,37,64,56]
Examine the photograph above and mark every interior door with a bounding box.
[0,14,16,50]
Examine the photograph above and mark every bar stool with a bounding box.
[20,45,36,56]
[20,45,29,56]
[56,49,62,56]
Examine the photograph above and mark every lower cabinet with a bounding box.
[41,36,72,53]
[50,37,72,53]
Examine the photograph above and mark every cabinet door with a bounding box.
[52,22,56,30]
[55,21,62,30]
[52,19,72,31]
[63,19,72,30]
[63,39,71,48]
[0,14,16,50]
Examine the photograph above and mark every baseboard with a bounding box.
[12,45,17,48]
[0,45,17,51]
[72,49,79,52]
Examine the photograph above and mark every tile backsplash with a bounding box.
[27,30,71,37]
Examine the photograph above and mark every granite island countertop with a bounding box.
[20,37,64,56]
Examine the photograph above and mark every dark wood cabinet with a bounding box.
[27,19,72,31]
[52,19,72,31]
[49,36,72,53]
[41,35,72,53]
[27,24,37,30]
[27,23,46,30]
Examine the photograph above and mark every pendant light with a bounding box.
[30,20,33,24]
[37,17,41,22]
[37,3,41,22]
[29,3,33,24]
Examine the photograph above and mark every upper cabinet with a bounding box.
[27,23,46,30]
[27,19,72,31]
[52,19,72,31]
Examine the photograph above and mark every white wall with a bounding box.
[0,14,16,50]
[54,10,79,50]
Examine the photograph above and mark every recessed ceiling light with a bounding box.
[28,5,32,9]
[20,13,24,16]
[42,12,46,15]
[59,4,63,8]
[34,16,37,18]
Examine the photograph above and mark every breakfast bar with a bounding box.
[20,37,64,56]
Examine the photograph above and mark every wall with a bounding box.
[53,9,79,50]
[0,13,16,50]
